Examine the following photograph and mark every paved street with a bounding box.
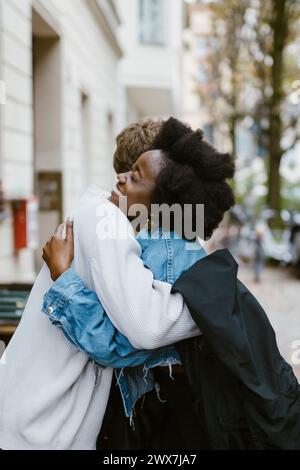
[238,262,300,381]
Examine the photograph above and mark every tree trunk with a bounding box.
[267,0,288,214]
[267,152,281,211]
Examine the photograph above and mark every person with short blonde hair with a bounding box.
[113,118,164,173]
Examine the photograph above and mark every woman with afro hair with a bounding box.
[150,117,235,241]
[39,117,237,450]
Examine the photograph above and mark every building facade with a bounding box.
[118,0,183,120]
[183,2,216,136]
[0,0,184,283]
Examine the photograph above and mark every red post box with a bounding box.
[12,198,39,251]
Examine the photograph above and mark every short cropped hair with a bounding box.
[113,119,164,174]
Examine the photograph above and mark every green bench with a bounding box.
[0,289,30,321]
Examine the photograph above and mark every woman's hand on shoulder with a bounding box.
[42,219,74,281]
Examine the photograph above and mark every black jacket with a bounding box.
[173,249,300,449]
[98,249,300,450]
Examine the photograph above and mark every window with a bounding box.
[196,38,208,59]
[80,92,90,192]
[196,37,219,59]
[203,124,214,145]
[198,63,207,84]
[138,0,165,46]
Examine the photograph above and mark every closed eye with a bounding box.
[131,169,140,181]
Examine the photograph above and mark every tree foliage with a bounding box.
[191,0,300,214]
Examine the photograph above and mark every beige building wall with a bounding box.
[0,0,185,283]
[0,0,124,282]
[0,0,34,282]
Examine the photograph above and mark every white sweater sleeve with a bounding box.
[88,201,201,350]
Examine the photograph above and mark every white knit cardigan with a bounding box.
[0,190,200,449]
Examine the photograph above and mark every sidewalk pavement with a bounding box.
[238,262,300,381]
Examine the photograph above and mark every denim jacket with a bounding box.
[43,229,206,420]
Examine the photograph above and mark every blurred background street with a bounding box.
[0,0,299,372]
[239,262,300,380]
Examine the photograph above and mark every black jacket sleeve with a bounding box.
[172,249,300,449]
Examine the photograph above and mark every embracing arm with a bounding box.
[42,225,156,367]
[42,269,157,367]
[42,202,201,351]
[88,203,201,350]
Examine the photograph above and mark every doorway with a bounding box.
[32,8,62,271]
